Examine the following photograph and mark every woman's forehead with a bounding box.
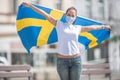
[66,9,77,16]
[67,9,76,14]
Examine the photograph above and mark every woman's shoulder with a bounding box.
[74,25,82,32]
[74,25,82,28]
[56,20,64,26]
[57,20,64,24]
[56,20,64,28]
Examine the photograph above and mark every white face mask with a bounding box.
[65,15,76,24]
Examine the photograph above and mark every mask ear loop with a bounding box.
[73,17,77,25]
[64,14,68,23]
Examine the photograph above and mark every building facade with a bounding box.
[0,0,120,79]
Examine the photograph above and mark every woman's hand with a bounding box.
[81,25,111,32]
[22,2,57,26]
[104,25,111,30]
[22,2,31,7]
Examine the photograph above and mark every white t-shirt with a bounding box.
[56,20,82,56]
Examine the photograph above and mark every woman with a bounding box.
[22,2,111,80]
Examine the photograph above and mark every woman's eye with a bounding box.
[68,14,70,16]
[72,15,75,17]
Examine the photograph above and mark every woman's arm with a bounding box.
[81,25,111,32]
[22,2,57,26]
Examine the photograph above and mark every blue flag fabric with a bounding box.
[16,4,110,54]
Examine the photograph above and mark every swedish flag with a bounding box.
[16,4,110,54]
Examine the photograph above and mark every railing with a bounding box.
[0,13,17,37]
[0,13,16,25]
[0,33,17,37]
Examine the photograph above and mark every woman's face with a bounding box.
[66,9,77,18]
[65,9,77,24]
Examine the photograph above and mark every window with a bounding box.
[86,0,91,1]
[11,0,17,13]
[91,0,104,20]
[0,52,7,58]
[12,53,33,66]
[98,0,104,19]
[99,0,103,3]
[87,49,95,61]
[31,0,39,4]
[46,53,57,66]
[86,5,92,18]
[85,0,92,18]
[98,6,104,19]
[49,44,56,48]
[56,0,62,10]
[0,52,8,65]
[11,0,39,13]
[100,42,108,59]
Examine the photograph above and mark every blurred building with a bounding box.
[0,0,120,79]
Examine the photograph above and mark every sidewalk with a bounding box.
[112,72,120,80]
[11,70,120,80]
[81,75,110,80]
[81,72,120,80]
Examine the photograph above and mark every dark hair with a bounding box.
[66,7,77,15]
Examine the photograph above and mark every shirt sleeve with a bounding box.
[55,20,62,29]
[76,25,82,33]
[79,26,82,32]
